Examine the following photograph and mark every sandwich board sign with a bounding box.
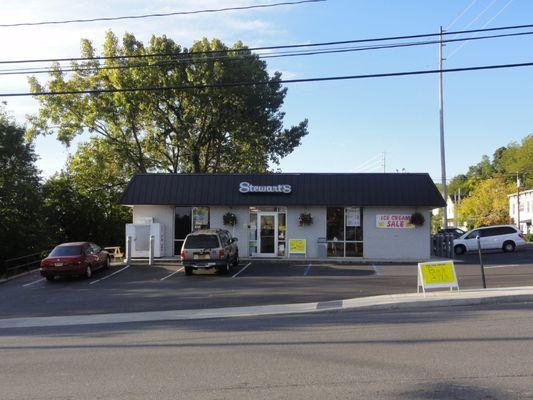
[417,260,459,295]
[288,239,306,256]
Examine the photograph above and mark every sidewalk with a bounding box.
[1,286,532,329]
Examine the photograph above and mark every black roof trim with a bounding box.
[119,173,446,207]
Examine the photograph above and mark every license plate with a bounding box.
[54,262,63,267]
[194,254,209,260]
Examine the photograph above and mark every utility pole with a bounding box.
[439,26,448,228]
[517,172,521,232]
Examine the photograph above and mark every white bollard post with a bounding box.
[126,236,132,265]
[149,235,154,266]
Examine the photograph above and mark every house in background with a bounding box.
[509,189,533,233]
[432,194,466,229]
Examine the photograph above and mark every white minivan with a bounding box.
[453,225,526,255]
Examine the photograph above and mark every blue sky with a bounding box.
[1,0,532,182]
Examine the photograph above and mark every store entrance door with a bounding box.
[258,212,278,256]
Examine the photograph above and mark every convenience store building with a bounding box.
[119,173,445,262]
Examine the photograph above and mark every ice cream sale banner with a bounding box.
[376,214,414,229]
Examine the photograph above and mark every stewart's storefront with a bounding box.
[119,173,445,262]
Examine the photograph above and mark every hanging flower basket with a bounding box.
[298,212,313,226]
[223,212,237,226]
[410,212,425,227]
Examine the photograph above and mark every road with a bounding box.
[1,302,532,399]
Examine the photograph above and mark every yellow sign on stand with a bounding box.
[288,239,306,255]
[417,260,459,294]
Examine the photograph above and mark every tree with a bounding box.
[455,178,513,229]
[28,32,309,173]
[0,104,44,264]
[499,135,533,188]
[42,139,131,248]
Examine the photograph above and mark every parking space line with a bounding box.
[232,262,251,278]
[304,264,312,276]
[22,278,45,287]
[160,267,184,281]
[485,264,522,269]
[89,265,130,285]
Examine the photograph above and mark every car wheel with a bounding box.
[105,257,111,269]
[502,241,516,253]
[219,261,231,275]
[85,266,92,279]
[185,267,193,276]
[45,276,55,282]
[454,245,466,255]
[232,252,239,267]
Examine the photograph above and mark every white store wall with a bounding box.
[363,207,431,261]
[132,205,175,257]
[130,205,433,261]
[286,207,326,259]
[209,206,250,256]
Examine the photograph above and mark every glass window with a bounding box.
[465,230,478,239]
[480,228,499,237]
[327,207,344,241]
[49,246,83,256]
[184,235,220,249]
[327,242,344,257]
[345,242,363,257]
[192,207,210,231]
[175,207,192,254]
[278,213,286,256]
[249,212,258,255]
[327,207,363,258]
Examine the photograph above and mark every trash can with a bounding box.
[317,237,327,259]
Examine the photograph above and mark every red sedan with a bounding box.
[40,242,110,281]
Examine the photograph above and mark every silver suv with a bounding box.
[180,229,239,275]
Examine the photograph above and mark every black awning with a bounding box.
[119,173,446,208]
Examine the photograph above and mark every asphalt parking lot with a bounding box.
[1,244,532,319]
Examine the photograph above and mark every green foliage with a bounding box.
[0,105,44,264]
[447,136,532,228]
[42,169,130,248]
[28,32,309,174]
[431,209,442,234]
[42,138,131,247]
[0,102,130,271]
[455,178,513,229]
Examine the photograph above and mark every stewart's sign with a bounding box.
[376,214,414,229]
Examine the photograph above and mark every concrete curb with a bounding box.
[1,286,533,329]
[0,269,39,284]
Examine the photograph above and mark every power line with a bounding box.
[3,22,533,66]
[352,154,383,172]
[448,0,515,59]
[0,0,326,28]
[447,0,479,29]
[2,60,533,97]
[462,0,499,30]
[2,30,533,77]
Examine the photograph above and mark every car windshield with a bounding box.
[184,235,220,249]
[49,245,83,256]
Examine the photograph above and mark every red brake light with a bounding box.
[180,250,185,258]
[219,249,225,258]
[519,233,525,239]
